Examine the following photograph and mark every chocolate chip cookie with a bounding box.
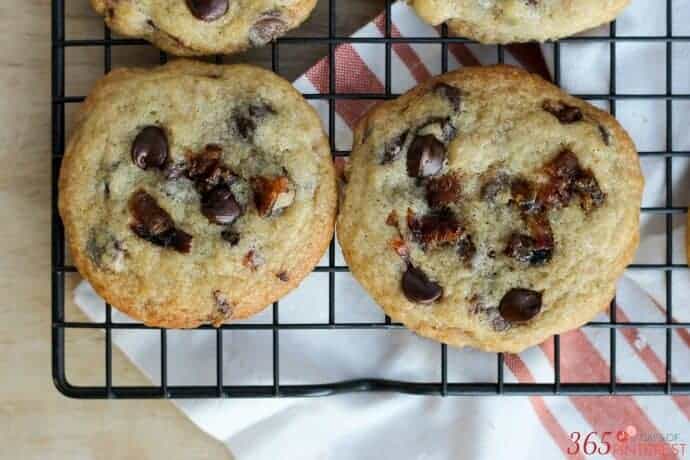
[59,60,336,328]
[91,0,318,55]
[410,0,630,44]
[338,65,643,352]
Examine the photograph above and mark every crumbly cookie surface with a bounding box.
[91,0,317,55]
[338,65,642,352]
[59,60,336,328]
[409,0,630,44]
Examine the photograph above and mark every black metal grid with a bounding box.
[52,0,690,398]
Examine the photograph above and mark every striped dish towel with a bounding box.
[75,2,690,459]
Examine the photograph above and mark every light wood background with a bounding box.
[0,1,381,458]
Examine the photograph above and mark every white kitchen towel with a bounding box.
[75,1,690,459]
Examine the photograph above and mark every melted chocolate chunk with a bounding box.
[402,264,443,304]
[504,232,553,265]
[433,82,462,111]
[235,117,255,140]
[407,208,462,249]
[201,186,242,225]
[249,13,287,46]
[406,135,446,178]
[381,130,408,164]
[499,289,542,322]
[277,271,290,282]
[186,0,229,21]
[234,103,275,140]
[129,190,192,253]
[542,100,583,124]
[131,126,168,170]
[426,174,461,208]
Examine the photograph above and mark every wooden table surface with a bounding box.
[0,1,382,458]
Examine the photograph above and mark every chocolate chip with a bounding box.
[381,130,408,164]
[426,174,461,208]
[221,229,240,246]
[251,176,294,217]
[542,100,583,124]
[129,190,192,253]
[499,288,542,322]
[402,264,443,304]
[406,135,445,178]
[504,232,553,265]
[202,186,242,225]
[433,82,462,111]
[277,271,289,282]
[249,13,288,46]
[131,126,168,170]
[186,0,228,22]
[407,208,462,249]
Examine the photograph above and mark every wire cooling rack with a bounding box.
[52,0,690,398]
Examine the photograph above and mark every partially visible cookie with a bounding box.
[410,0,631,44]
[91,0,318,56]
[338,65,643,352]
[59,60,336,328]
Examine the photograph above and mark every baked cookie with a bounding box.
[59,60,336,328]
[338,65,642,352]
[410,0,631,44]
[91,0,318,56]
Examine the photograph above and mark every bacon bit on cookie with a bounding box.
[251,176,294,217]
[389,237,409,258]
[243,249,265,271]
[407,208,462,249]
[426,173,461,208]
